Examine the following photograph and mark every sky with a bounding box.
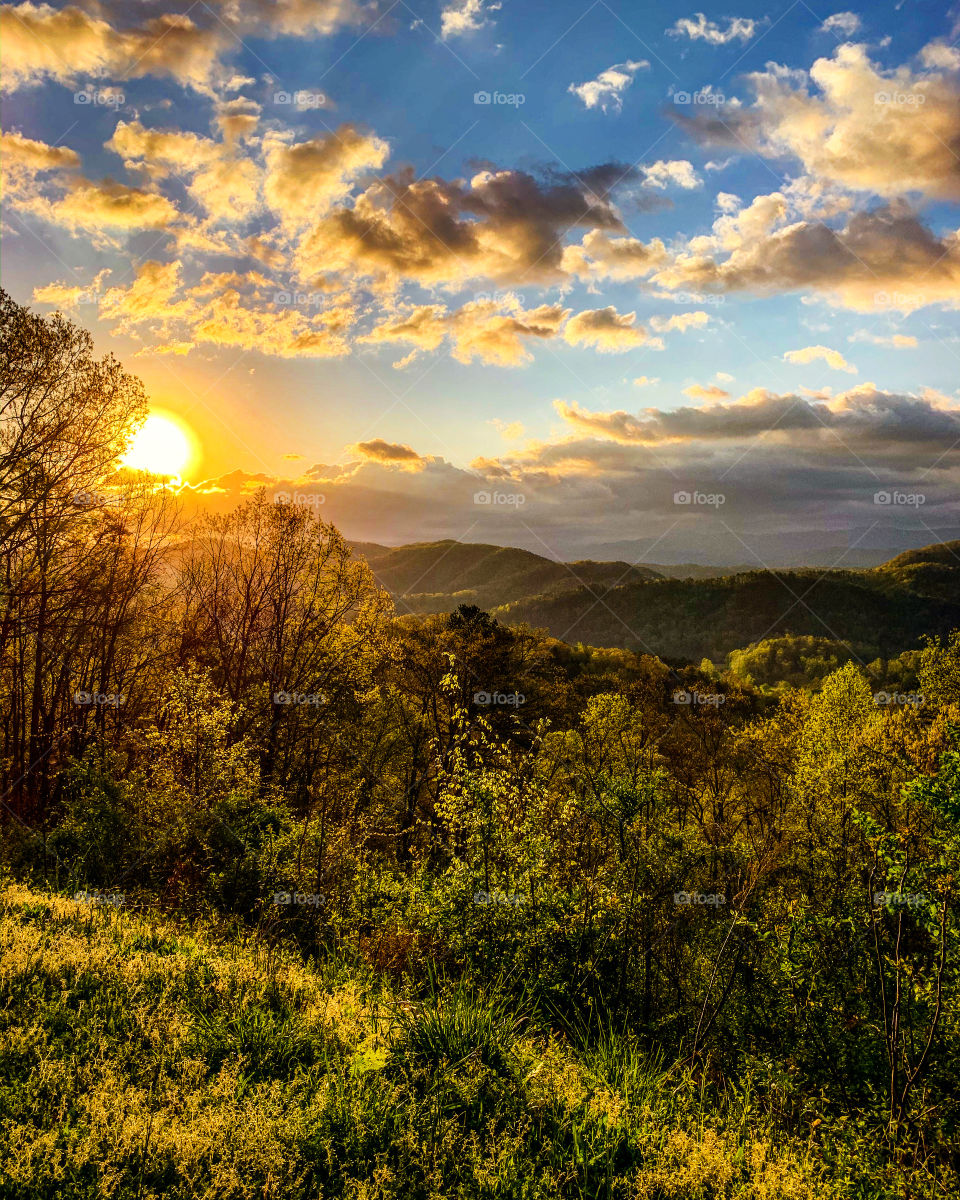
[3,0,960,565]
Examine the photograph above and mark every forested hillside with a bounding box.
[352,539,960,664]
[352,539,661,613]
[492,564,960,660]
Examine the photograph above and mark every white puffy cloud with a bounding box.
[820,12,861,35]
[672,42,960,201]
[440,0,500,38]
[568,60,648,113]
[668,13,757,44]
[642,159,701,190]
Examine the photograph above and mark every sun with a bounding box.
[122,412,196,479]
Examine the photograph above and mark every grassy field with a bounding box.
[0,882,951,1200]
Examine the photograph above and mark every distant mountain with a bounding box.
[351,537,960,662]
[640,563,749,580]
[490,543,960,660]
[584,529,960,570]
[350,540,661,614]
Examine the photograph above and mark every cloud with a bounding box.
[54,257,355,358]
[302,162,635,287]
[440,0,500,38]
[642,159,701,190]
[106,120,260,220]
[783,345,857,373]
[493,419,525,441]
[920,42,960,70]
[41,177,179,231]
[849,331,917,348]
[563,306,658,353]
[0,129,80,174]
[190,292,353,357]
[32,267,110,308]
[671,42,960,201]
[360,296,571,367]
[633,376,660,387]
[0,4,224,93]
[568,59,648,113]
[668,13,757,43]
[0,0,382,94]
[683,383,730,400]
[1,128,81,211]
[214,97,261,144]
[562,229,668,282]
[263,125,390,229]
[652,203,960,312]
[650,310,711,334]
[552,384,960,447]
[820,12,861,35]
[349,439,425,465]
[98,259,189,323]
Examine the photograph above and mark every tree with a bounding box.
[0,290,149,819]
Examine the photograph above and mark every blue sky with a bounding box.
[3,0,960,562]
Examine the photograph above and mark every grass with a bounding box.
[0,882,952,1199]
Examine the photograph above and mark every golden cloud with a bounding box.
[263,126,390,229]
[360,297,571,367]
[673,42,960,200]
[563,306,658,353]
[783,345,857,373]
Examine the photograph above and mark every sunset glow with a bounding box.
[121,412,195,479]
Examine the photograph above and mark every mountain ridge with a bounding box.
[351,537,960,661]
